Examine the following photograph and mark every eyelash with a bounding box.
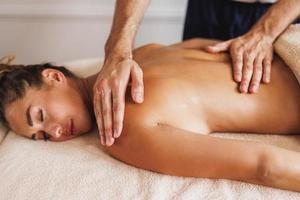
[43,132,50,141]
[31,132,50,141]
[39,110,44,122]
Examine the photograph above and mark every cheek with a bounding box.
[48,90,83,115]
[47,90,93,131]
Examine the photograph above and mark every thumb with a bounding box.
[130,65,144,103]
[205,40,232,53]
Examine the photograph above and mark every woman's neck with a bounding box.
[76,73,99,121]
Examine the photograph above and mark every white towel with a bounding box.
[1,53,300,199]
[274,24,300,85]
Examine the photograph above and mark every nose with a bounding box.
[44,123,64,138]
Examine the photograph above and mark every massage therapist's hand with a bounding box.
[93,55,144,146]
[205,32,274,93]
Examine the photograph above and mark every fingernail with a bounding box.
[235,75,242,82]
[106,137,114,146]
[264,78,270,83]
[251,85,258,93]
[239,85,246,93]
[136,93,143,103]
[114,129,119,138]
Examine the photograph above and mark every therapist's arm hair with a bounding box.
[105,0,151,60]
[251,0,300,42]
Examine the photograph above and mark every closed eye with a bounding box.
[39,109,44,122]
[42,131,50,141]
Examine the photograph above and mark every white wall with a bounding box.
[0,0,188,64]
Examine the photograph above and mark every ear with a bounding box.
[41,68,66,86]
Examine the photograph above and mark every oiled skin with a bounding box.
[129,40,300,134]
[103,39,300,192]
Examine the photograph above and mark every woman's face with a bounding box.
[4,69,93,142]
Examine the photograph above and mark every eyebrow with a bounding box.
[26,104,33,127]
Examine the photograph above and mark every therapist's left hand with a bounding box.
[205,32,274,93]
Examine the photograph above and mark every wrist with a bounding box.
[246,27,275,44]
[105,39,132,59]
[104,48,133,68]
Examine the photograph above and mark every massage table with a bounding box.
[1,25,300,200]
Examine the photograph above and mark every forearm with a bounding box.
[105,0,151,59]
[108,120,300,192]
[260,145,300,192]
[249,0,300,41]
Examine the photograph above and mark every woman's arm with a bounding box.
[107,122,300,192]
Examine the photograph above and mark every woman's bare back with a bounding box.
[106,40,300,192]
[131,41,300,135]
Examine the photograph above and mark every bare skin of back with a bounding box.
[103,39,300,192]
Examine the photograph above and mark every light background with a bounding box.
[0,0,188,64]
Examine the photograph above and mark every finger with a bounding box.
[111,78,125,138]
[205,39,233,53]
[230,47,243,82]
[262,51,273,83]
[101,83,115,146]
[131,65,144,103]
[239,51,255,93]
[93,84,105,145]
[249,55,263,93]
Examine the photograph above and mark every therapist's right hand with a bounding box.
[93,55,144,146]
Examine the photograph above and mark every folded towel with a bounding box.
[274,24,300,84]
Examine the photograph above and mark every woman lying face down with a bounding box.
[2,38,300,192]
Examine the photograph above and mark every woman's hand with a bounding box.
[205,32,274,93]
[93,56,144,146]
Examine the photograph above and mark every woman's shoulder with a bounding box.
[133,43,165,62]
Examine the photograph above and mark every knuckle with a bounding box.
[254,63,263,70]
[113,103,119,113]
[245,64,253,71]
[99,132,104,137]
[231,41,240,49]
[266,61,272,66]
[242,76,250,82]
[234,70,241,75]
[100,78,108,86]
[114,119,120,128]
[104,126,112,135]
[102,107,110,116]
[233,59,242,66]
[235,45,244,53]
[112,78,120,88]
[96,79,107,92]
[115,105,124,115]
[244,50,254,59]
[252,77,260,83]
[234,72,242,77]
[95,108,101,116]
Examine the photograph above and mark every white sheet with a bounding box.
[1,130,300,200]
